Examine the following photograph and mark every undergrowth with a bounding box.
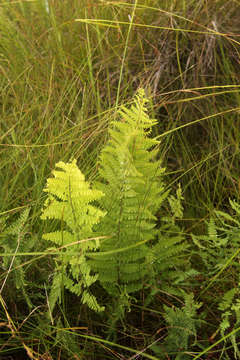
[1,0,240,359]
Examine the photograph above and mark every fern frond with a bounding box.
[162,293,201,354]
[41,159,106,313]
[7,208,30,235]
[168,184,184,220]
[48,271,64,315]
[0,208,33,308]
[217,280,240,358]
[192,199,240,275]
[91,89,186,304]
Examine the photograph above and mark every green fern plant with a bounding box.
[192,199,240,276]
[218,283,240,359]
[89,88,167,297]
[41,89,187,319]
[0,208,33,308]
[151,292,201,360]
[89,90,187,317]
[153,185,190,294]
[41,160,106,313]
[192,199,240,358]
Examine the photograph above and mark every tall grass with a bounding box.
[1,0,240,358]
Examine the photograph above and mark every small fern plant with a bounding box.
[151,292,202,360]
[0,208,33,308]
[41,160,106,313]
[41,89,187,317]
[192,199,240,276]
[218,283,240,359]
[192,199,240,358]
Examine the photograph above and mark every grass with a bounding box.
[1,0,240,358]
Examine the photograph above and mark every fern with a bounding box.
[0,208,33,308]
[192,199,240,275]
[218,282,240,359]
[153,185,189,293]
[192,199,240,358]
[88,89,166,297]
[41,160,105,312]
[87,89,188,320]
[41,89,187,318]
[151,293,201,359]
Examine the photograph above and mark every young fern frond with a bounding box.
[41,160,105,313]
